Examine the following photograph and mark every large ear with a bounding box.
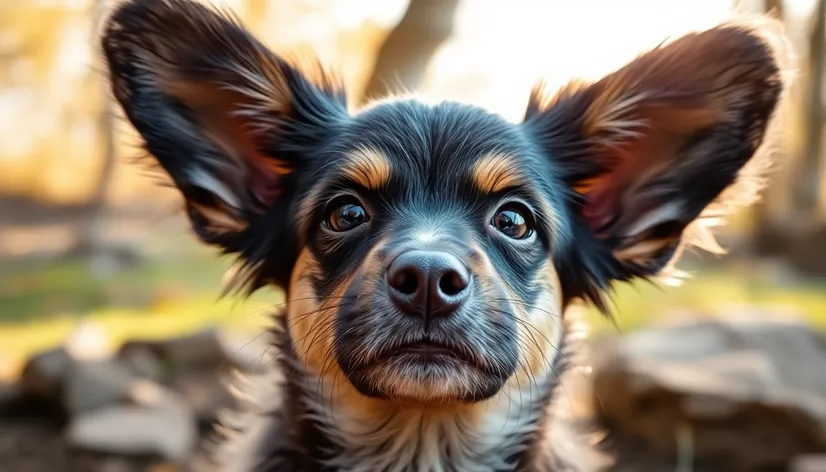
[100,0,347,289]
[524,22,787,309]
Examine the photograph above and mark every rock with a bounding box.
[592,309,826,472]
[791,454,826,472]
[120,328,263,375]
[117,344,166,383]
[163,328,233,370]
[121,328,230,372]
[64,359,139,415]
[67,399,197,462]
[19,347,73,400]
[0,381,21,415]
[18,345,172,417]
[171,370,235,427]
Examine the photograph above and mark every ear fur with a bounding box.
[100,0,348,291]
[524,19,792,313]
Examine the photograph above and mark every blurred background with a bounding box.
[1,0,826,471]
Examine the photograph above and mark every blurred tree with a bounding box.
[800,0,826,214]
[67,0,142,274]
[70,98,116,258]
[752,0,793,258]
[68,0,117,257]
[360,0,460,103]
[753,0,826,275]
[765,0,784,17]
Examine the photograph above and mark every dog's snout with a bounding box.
[386,250,471,319]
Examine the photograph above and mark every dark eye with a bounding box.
[325,197,369,232]
[492,205,533,240]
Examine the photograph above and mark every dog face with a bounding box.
[287,103,571,404]
[102,0,783,406]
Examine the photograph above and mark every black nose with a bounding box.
[386,250,471,319]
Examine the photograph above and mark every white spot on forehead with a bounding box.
[411,229,442,245]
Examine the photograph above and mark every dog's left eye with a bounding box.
[325,197,369,232]
[492,205,533,240]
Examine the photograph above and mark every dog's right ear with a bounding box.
[101,0,347,272]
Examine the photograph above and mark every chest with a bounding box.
[296,379,552,472]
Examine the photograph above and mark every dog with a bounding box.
[99,0,788,470]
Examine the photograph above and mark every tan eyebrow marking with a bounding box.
[295,147,391,240]
[341,147,392,190]
[471,152,525,193]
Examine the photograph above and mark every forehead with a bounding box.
[294,100,574,249]
[325,100,551,197]
[295,99,574,246]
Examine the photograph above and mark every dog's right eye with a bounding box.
[325,197,369,232]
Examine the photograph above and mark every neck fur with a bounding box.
[299,362,558,472]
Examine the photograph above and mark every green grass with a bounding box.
[0,240,280,375]
[2,240,826,377]
[585,269,826,333]
[0,246,241,323]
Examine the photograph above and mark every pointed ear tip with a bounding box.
[99,0,225,41]
[99,0,159,27]
[97,0,161,51]
[716,16,797,79]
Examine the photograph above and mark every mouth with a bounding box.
[376,340,477,367]
[346,338,506,404]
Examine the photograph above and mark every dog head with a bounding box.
[102,0,784,406]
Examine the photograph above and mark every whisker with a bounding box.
[499,310,600,416]
[288,300,358,327]
[494,298,594,384]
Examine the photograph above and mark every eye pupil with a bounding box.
[327,199,368,232]
[492,207,532,240]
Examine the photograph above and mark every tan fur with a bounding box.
[471,152,526,194]
[288,248,344,373]
[340,147,392,191]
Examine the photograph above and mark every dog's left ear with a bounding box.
[525,23,784,277]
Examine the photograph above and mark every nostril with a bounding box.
[438,270,468,296]
[387,250,470,318]
[394,270,419,295]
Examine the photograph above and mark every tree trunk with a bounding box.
[69,0,118,256]
[801,0,826,215]
[360,0,460,104]
[753,0,826,275]
[72,99,116,254]
[752,0,792,256]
